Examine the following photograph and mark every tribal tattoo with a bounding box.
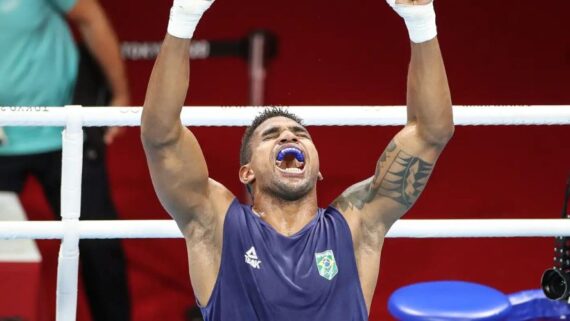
[334,140,434,211]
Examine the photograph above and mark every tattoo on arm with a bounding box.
[334,140,434,211]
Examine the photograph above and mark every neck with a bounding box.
[252,190,318,236]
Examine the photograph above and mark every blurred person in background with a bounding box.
[0,0,131,320]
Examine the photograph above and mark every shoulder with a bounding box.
[323,205,346,222]
[323,205,360,237]
[179,179,235,238]
[327,200,388,252]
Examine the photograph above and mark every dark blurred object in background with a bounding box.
[186,306,204,321]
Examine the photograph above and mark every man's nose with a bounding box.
[279,130,298,143]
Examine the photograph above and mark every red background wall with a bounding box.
[18,0,570,320]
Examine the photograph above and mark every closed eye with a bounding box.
[290,126,312,140]
[263,134,278,141]
[260,127,280,141]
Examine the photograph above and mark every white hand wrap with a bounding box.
[387,0,437,44]
[167,0,214,39]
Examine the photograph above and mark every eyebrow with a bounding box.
[260,125,311,138]
[260,126,281,138]
[290,125,310,136]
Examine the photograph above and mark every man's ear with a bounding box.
[239,164,255,185]
[318,172,324,181]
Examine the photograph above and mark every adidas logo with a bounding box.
[245,246,261,269]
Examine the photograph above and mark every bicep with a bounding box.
[334,124,446,230]
[143,127,232,229]
[372,125,441,212]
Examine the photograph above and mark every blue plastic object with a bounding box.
[388,281,512,321]
[506,289,570,321]
[276,147,304,162]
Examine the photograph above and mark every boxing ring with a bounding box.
[0,105,570,321]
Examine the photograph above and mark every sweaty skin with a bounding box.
[239,116,322,236]
[141,0,453,313]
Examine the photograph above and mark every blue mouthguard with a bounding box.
[277,148,305,162]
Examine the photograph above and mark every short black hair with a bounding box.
[239,107,304,166]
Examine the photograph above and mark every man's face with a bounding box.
[242,116,321,201]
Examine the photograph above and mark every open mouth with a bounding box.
[275,146,305,174]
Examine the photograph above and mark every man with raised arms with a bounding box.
[141,0,453,319]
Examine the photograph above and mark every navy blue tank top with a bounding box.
[199,199,368,321]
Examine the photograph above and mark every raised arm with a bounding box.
[334,0,453,243]
[333,0,453,308]
[141,2,234,305]
[140,1,233,233]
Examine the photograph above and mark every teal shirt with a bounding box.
[0,0,78,155]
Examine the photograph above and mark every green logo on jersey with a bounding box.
[315,250,338,280]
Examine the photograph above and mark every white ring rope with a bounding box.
[1,104,568,321]
[0,219,569,239]
[0,106,569,126]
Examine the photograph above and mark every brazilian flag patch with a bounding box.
[315,250,338,280]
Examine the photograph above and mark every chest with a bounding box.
[230,216,358,306]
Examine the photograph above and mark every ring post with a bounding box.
[56,105,84,321]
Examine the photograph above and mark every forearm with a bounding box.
[141,35,191,146]
[141,0,213,145]
[407,38,453,143]
[76,7,129,101]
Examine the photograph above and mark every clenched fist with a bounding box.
[387,0,437,43]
